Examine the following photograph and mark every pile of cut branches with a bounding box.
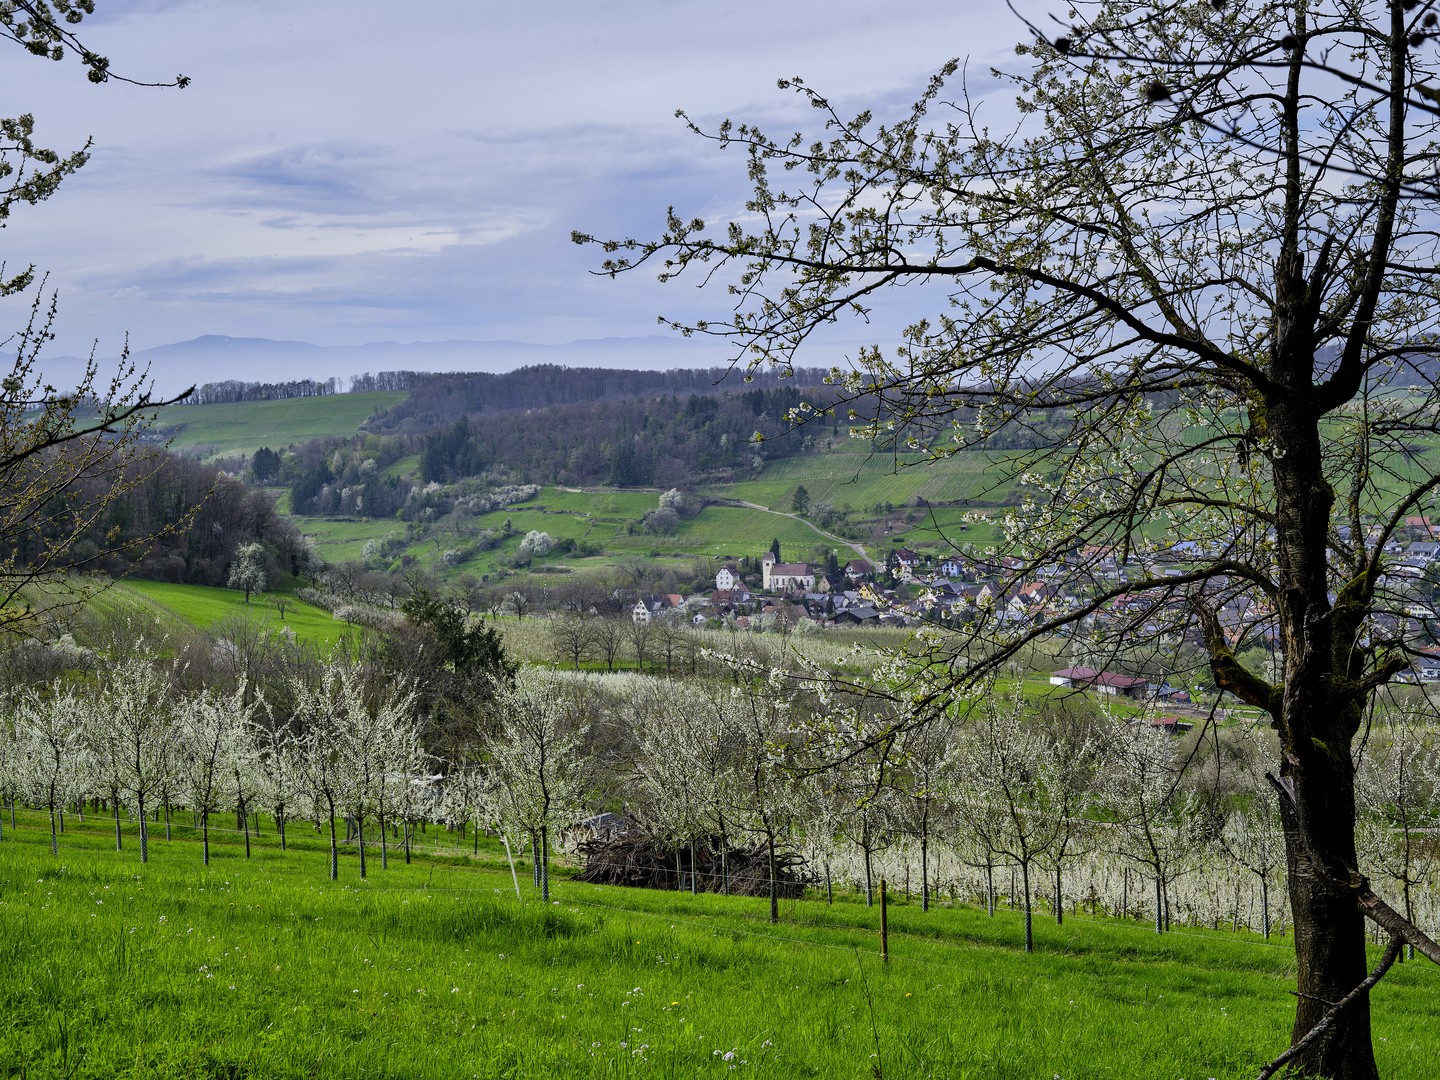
[573,834,806,897]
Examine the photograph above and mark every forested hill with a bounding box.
[417,383,841,488]
[360,365,831,433]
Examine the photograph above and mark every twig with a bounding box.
[1256,935,1403,1080]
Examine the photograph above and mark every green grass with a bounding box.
[714,449,1023,511]
[152,392,409,458]
[114,581,349,650]
[1,809,1435,1079]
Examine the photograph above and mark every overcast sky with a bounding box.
[0,0,1034,363]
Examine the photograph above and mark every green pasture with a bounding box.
[152,391,408,458]
[384,454,421,480]
[1,808,1436,1079]
[114,580,348,650]
[725,448,1023,510]
[299,518,408,564]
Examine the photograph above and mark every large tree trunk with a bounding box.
[1263,322,1379,1077]
[1280,766,1377,1080]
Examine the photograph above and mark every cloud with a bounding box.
[0,0,1030,368]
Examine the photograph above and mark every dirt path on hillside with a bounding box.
[734,501,869,563]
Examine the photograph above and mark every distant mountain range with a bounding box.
[37,334,758,399]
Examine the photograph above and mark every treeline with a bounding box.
[54,453,312,586]
[184,379,341,405]
[348,371,426,393]
[416,384,840,487]
[361,365,832,433]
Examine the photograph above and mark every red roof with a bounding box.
[1051,667,1149,689]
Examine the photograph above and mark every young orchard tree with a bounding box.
[324,665,418,879]
[176,687,251,865]
[578,2,1440,1069]
[1355,721,1437,958]
[292,669,349,880]
[252,711,302,852]
[89,654,175,863]
[13,683,85,856]
[630,682,720,893]
[717,683,799,923]
[893,715,957,913]
[954,687,1056,953]
[482,668,593,902]
[1036,704,1103,926]
[1222,801,1287,940]
[1104,716,1200,937]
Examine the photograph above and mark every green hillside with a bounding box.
[116,580,349,650]
[2,814,1436,1079]
[152,391,409,458]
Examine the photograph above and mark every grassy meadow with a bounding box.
[2,807,1436,1079]
[114,581,349,651]
[152,392,409,459]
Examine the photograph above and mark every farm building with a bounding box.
[1049,666,1151,699]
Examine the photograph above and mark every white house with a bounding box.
[716,565,738,590]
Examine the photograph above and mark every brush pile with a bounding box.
[573,834,807,897]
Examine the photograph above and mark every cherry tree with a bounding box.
[176,687,252,865]
[482,668,593,901]
[13,683,86,856]
[253,711,302,852]
[717,683,799,923]
[953,686,1056,953]
[89,655,176,863]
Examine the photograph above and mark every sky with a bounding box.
[0,0,1034,371]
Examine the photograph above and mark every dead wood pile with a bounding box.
[574,834,807,897]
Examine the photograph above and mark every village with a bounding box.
[617,511,1440,700]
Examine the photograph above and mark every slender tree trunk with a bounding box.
[1121,867,1128,920]
[243,805,251,859]
[1154,874,1163,935]
[164,802,171,842]
[767,831,778,925]
[202,809,210,865]
[1021,860,1033,954]
[278,812,287,852]
[358,814,367,878]
[825,860,833,905]
[328,815,338,881]
[921,834,929,913]
[1261,873,1270,939]
[380,812,389,871]
[1055,865,1064,926]
[863,846,874,907]
[540,826,550,902]
[49,808,57,856]
[138,792,149,864]
[986,861,994,917]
